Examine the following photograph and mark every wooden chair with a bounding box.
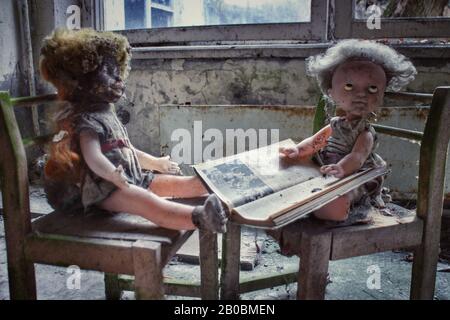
[0,92,219,300]
[220,87,450,300]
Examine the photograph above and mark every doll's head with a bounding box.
[40,28,131,183]
[40,28,131,102]
[307,39,417,119]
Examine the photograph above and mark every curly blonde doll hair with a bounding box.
[40,28,131,182]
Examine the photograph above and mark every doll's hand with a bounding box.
[279,146,299,159]
[320,164,345,178]
[157,156,181,175]
[109,165,130,189]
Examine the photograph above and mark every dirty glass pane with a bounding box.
[104,0,311,31]
[354,0,450,19]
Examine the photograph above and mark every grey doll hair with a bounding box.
[306,39,417,96]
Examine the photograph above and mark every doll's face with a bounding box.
[328,60,387,120]
[79,56,125,103]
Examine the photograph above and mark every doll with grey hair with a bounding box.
[280,39,417,222]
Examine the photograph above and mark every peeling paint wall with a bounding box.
[124,57,450,155]
[0,0,36,141]
[0,0,22,95]
[1,0,84,167]
[124,58,321,154]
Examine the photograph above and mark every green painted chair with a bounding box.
[220,87,450,300]
[0,91,218,300]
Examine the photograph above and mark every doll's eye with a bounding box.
[344,83,353,91]
[368,86,378,94]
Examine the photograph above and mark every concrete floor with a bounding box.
[0,187,449,300]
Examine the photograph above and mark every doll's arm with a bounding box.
[79,130,129,189]
[320,130,374,178]
[134,148,181,174]
[279,125,332,159]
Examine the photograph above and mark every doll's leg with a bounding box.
[313,194,352,221]
[149,175,208,198]
[99,184,227,232]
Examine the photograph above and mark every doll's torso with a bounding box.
[316,116,387,209]
[44,102,153,213]
[318,116,385,170]
[73,103,154,210]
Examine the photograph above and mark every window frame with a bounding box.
[95,0,330,45]
[334,0,450,39]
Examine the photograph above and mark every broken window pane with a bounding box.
[103,0,311,31]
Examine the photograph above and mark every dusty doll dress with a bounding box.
[315,116,388,209]
[75,103,154,211]
[45,103,154,213]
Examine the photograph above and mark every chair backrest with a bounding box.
[0,92,57,241]
[417,87,450,241]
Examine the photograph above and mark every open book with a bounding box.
[193,139,388,229]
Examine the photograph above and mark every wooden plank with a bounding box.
[32,209,192,267]
[298,231,331,300]
[199,229,219,299]
[0,92,37,299]
[331,216,423,260]
[411,87,450,300]
[120,265,298,297]
[239,267,298,294]
[118,275,202,298]
[176,230,262,271]
[160,230,193,266]
[24,233,135,275]
[132,240,164,300]
[220,222,241,300]
[33,210,186,245]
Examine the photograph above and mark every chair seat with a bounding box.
[268,203,424,260]
[25,208,194,275]
[32,210,188,245]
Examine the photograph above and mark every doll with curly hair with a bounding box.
[40,28,228,233]
[279,39,417,222]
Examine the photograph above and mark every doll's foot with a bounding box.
[192,194,228,233]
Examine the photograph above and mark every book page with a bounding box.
[232,166,388,228]
[194,139,322,207]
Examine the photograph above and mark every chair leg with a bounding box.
[7,259,36,300]
[220,222,241,300]
[410,241,440,300]
[298,231,331,300]
[5,228,36,299]
[132,240,164,300]
[199,229,219,299]
[104,273,121,300]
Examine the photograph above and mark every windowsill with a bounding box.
[131,42,450,60]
